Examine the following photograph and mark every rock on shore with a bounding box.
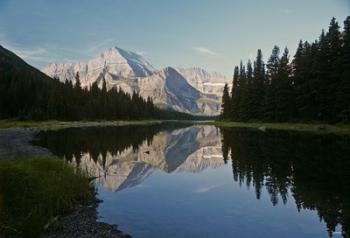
[0,128,130,237]
[42,197,130,238]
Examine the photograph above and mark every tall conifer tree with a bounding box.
[336,17,350,121]
[221,83,231,120]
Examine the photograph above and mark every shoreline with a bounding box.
[1,119,349,135]
[213,121,350,135]
[0,119,163,130]
[0,128,50,157]
[1,120,349,237]
[42,195,130,238]
[0,127,130,238]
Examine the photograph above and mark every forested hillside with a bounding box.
[0,45,156,120]
[221,17,350,123]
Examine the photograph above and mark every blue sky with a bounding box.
[0,0,349,76]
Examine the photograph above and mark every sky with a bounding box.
[0,0,349,77]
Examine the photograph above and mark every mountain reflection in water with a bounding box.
[36,124,224,192]
[36,124,350,238]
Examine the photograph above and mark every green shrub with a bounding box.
[0,157,93,237]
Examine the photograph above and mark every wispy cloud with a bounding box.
[85,38,116,56]
[192,46,219,56]
[0,33,50,63]
[13,47,49,62]
[194,185,217,193]
[0,33,82,66]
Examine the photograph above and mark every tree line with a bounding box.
[0,43,217,121]
[0,70,157,120]
[0,66,214,121]
[221,16,350,123]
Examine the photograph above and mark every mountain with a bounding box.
[1,45,157,121]
[43,47,155,87]
[136,67,223,114]
[0,45,51,80]
[175,67,229,97]
[42,47,223,115]
[136,67,201,113]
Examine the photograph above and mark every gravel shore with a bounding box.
[0,128,50,157]
[0,127,130,238]
[42,197,130,238]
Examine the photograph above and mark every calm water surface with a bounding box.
[36,123,350,238]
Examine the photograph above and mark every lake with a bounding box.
[35,123,350,238]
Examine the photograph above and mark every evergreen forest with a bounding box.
[221,17,350,123]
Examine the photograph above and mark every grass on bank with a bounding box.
[1,119,349,134]
[0,120,69,128]
[214,121,350,134]
[0,156,93,238]
[0,119,160,129]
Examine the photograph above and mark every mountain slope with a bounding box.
[42,47,223,115]
[0,45,157,120]
[136,67,201,113]
[42,47,155,87]
[115,47,155,76]
[175,67,228,96]
[0,45,51,80]
[136,67,222,115]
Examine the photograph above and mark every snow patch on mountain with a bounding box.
[42,47,225,115]
[175,67,229,96]
[42,47,155,87]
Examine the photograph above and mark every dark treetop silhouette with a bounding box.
[221,16,350,123]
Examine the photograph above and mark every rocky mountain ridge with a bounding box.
[42,47,228,115]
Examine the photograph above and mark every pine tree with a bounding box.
[267,45,281,80]
[245,60,254,120]
[230,66,240,120]
[221,83,231,120]
[293,40,317,121]
[292,40,305,120]
[75,72,81,89]
[326,17,342,122]
[275,47,293,121]
[313,29,333,121]
[0,66,158,121]
[336,16,350,122]
[263,45,281,121]
[221,16,349,123]
[252,49,265,120]
[100,77,108,118]
[238,62,248,121]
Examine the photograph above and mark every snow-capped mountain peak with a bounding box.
[42,46,225,115]
[42,46,155,88]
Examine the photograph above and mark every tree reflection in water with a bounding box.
[35,123,192,167]
[220,128,350,237]
[35,124,350,237]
